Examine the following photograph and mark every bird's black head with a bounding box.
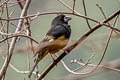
[51,14,72,25]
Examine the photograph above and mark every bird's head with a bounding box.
[52,14,72,25]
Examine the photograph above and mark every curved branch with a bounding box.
[0,34,39,44]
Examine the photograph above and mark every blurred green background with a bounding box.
[0,0,120,80]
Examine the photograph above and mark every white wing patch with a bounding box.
[49,39,54,42]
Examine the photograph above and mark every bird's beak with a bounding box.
[64,16,72,22]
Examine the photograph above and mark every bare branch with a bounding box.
[82,0,91,29]
[72,0,76,14]
[63,59,120,80]
[1,56,42,79]
[0,0,31,79]
[0,34,39,44]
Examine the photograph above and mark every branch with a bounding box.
[61,59,120,75]
[0,11,120,33]
[0,0,31,79]
[1,56,43,80]
[63,59,120,80]
[37,9,120,80]
[82,0,91,29]
[0,34,39,44]
[72,0,76,14]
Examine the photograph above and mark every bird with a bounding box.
[28,14,72,78]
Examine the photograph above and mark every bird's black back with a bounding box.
[47,23,71,39]
[44,14,71,41]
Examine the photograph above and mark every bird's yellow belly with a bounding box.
[38,36,69,60]
[47,39,68,54]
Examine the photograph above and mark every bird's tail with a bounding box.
[28,50,48,78]
[28,57,40,78]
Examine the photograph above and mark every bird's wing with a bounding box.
[34,24,70,57]
[44,24,71,41]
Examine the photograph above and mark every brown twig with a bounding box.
[8,0,24,4]
[72,0,76,14]
[2,3,10,79]
[0,34,39,44]
[17,0,23,9]
[0,0,9,8]
[17,0,35,74]
[0,0,25,8]
[82,0,91,29]
[63,59,120,80]
[73,53,96,72]
[96,4,108,21]
[96,3,119,35]
[97,5,119,30]
[61,58,120,76]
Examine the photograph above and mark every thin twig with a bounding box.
[3,3,10,79]
[72,0,76,14]
[8,0,24,4]
[17,0,23,9]
[61,59,120,75]
[73,53,96,72]
[0,0,9,8]
[75,59,120,72]
[63,59,120,80]
[96,3,119,35]
[82,0,91,29]
[96,4,108,21]
[57,0,77,14]
[17,0,35,73]
[0,34,39,44]
[26,40,31,74]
